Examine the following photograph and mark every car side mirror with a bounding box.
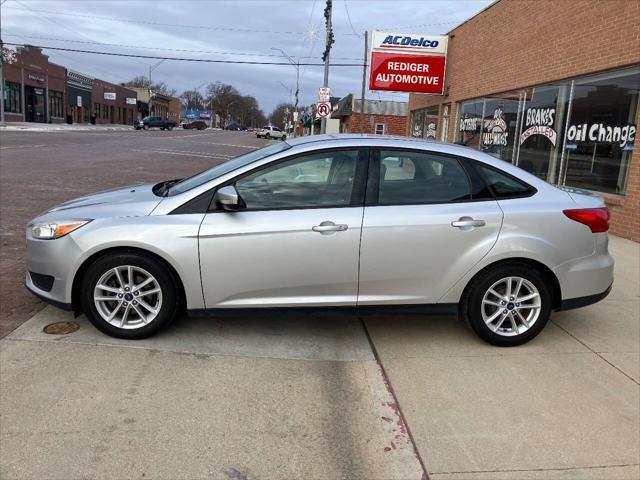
[214,185,242,211]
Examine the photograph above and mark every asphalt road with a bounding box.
[0,128,270,337]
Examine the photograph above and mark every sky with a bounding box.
[1,0,493,114]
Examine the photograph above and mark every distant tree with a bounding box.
[206,82,240,126]
[122,76,177,97]
[269,102,294,130]
[180,89,205,110]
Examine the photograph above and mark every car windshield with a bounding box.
[167,141,291,196]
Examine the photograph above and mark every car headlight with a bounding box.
[31,220,91,240]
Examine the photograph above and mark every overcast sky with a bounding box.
[1,0,493,113]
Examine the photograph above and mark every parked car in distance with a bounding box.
[224,123,244,131]
[256,125,286,140]
[25,135,614,346]
[183,120,208,130]
[135,116,177,131]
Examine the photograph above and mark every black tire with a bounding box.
[81,252,180,340]
[281,135,286,141]
[460,263,552,347]
[143,124,149,130]
[265,133,271,139]
[168,125,174,131]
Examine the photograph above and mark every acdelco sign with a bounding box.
[372,31,448,55]
[369,31,448,94]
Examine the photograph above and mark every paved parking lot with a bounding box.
[1,129,638,479]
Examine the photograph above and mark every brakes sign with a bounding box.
[369,31,448,94]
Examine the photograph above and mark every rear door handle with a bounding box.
[312,221,348,233]
[451,217,486,228]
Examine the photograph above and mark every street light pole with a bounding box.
[271,47,299,138]
[148,59,166,117]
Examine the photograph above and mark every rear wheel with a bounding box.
[81,252,179,339]
[168,125,174,131]
[281,135,286,141]
[461,263,551,346]
[265,133,271,139]
[143,124,149,130]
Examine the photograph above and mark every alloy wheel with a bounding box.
[480,276,541,337]
[93,265,163,329]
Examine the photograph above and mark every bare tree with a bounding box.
[122,76,177,96]
[206,82,240,126]
[180,89,205,110]
[269,102,294,130]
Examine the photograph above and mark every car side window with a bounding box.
[377,150,472,204]
[475,164,535,198]
[235,150,360,210]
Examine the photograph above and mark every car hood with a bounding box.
[34,183,163,221]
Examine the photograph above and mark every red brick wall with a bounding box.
[343,113,407,136]
[408,0,640,241]
[168,97,181,122]
[91,79,137,125]
[2,46,66,123]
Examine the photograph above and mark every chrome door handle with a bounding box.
[451,217,486,228]
[312,221,348,233]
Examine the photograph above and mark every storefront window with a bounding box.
[453,65,638,196]
[49,90,64,119]
[3,81,21,113]
[561,68,639,195]
[457,99,484,149]
[410,106,438,140]
[517,84,569,181]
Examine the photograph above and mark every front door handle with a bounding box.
[451,217,486,228]
[312,221,348,233]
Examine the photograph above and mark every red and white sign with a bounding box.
[369,31,448,95]
[316,102,332,119]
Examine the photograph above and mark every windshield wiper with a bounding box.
[154,179,182,197]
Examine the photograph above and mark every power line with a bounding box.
[10,0,148,67]
[2,33,363,61]
[343,0,362,38]
[3,5,363,36]
[2,43,365,66]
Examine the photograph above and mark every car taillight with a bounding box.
[563,207,610,233]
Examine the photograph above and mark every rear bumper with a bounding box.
[558,283,612,311]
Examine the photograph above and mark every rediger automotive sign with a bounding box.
[369,31,448,94]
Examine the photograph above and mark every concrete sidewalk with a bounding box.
[365,235,639,479]
[0,122,133,132]
[1,311,423,479]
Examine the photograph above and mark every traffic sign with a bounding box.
[318,87,331,102]
[316,102,332,119]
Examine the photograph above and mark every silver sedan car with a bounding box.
[25,135,613,346]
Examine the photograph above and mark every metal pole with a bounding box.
[360,31,368,134]
[294,62,299,138]
[320,0,332,134]
[0,40,5,126]
[148,64,152,116]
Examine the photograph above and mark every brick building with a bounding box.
[407,0,640,241]
[91,79,137,125]
[2,45,66,123]
[332,94,408,135]
[168,97,181,123]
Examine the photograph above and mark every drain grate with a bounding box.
[43,321,80,335]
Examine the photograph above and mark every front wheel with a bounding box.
[461,263,551,347]
[168,125,174,131]
[281,135,286,141]
[81,252,179,339]
[265,133,271,139]
[143,124,149,130]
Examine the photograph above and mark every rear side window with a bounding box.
[377,150,471,204]
[475,164,535,198]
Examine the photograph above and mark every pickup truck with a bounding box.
[135,116,177,131]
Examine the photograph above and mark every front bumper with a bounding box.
[25,231,84,309]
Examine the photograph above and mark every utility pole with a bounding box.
[320,0,333,134]
[0,39,5,126]
[271,47,300,138]
[360,31,368,134]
